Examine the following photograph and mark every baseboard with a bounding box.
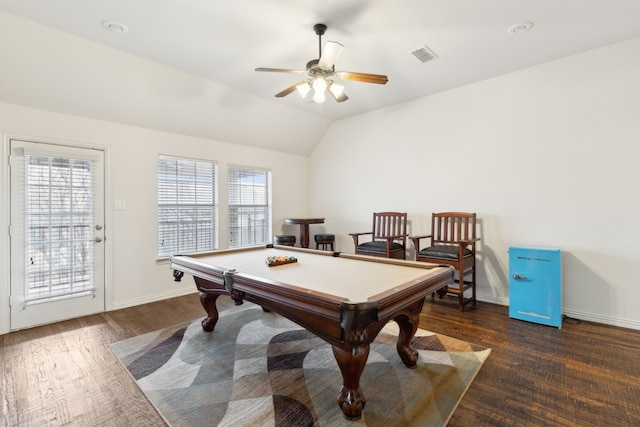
[477,293,509,307]
[477,293,640,331]
[109,288,197,311]
[560,308,640,331]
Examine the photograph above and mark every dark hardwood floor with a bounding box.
[422,298,640,426]
[1,294,639,426]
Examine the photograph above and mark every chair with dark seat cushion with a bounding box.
[410,212,479,311]
[314,234,335,251]
[349,212,407,259]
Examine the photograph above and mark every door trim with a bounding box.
[0,133,112,334]
[1,134,10,334]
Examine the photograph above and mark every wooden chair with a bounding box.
[349,212,408,259]
[411,212,479,311]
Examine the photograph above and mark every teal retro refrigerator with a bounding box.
[509,246,562,328]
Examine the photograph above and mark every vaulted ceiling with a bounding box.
[1,0,640,154]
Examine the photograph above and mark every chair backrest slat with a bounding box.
[372,211,407,240]
[431,212,476,244]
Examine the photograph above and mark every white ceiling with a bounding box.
[1,0,640,152]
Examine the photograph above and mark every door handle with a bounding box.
[512,273,528,280]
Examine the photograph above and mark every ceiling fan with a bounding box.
[255,23,388,103]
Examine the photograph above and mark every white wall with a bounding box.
[310,37,640,330]
[0,102,309,334]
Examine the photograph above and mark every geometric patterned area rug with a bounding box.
[108,304,490,427]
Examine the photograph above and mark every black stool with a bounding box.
[274,235,296,246]
[314,234,335,251]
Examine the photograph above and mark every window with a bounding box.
[228,166,272,248]
[23,153,95,302]
[158,156,218,257]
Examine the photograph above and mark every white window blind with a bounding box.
[228,166,272,248]
[24,154,95,303]
[158,156,218,256]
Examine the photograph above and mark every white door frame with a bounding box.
[1,135,11,335]
[0,134,111,334]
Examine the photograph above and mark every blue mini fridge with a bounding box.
[509,246,562,328]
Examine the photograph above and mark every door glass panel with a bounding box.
[24,154,95,304]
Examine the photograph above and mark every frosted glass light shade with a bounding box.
[312,77,327,92]
[329,82,344,98]
[296,82,311,98]
[313,90,326,103]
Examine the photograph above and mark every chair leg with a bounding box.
[431,265,475,312]
[316,242,334,251]
[471,265,477,306]
[457,267,470,312]
[459,266,477,311]
[456,267,464,312]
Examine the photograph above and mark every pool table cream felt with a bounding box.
[193,247,444,303]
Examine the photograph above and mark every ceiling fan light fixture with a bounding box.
[312,77,327,103]
[313,89,326,104]
[296,82,311,98]
[312,77,327,92]
[328,81,344,98]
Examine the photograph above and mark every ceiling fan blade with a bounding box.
[255,67,306,74]
[318,41,344,68]
[274,80,308,98]
[335,71,388,85]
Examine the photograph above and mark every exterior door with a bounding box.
[9,140,105,330]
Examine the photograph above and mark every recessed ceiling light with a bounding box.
[102,20,129,33]
[507,21,533,35]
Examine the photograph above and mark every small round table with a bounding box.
[283,218,325,248]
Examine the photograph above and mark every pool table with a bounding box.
[171,245,453,420]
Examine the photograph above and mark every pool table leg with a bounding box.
[332,345,370,420]
[199,292,220,332]
[394,314,420,367]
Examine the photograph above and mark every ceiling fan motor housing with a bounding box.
[313,23,327,36]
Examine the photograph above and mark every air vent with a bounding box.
[410,45,438,63]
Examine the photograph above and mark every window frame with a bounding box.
[157,155,218,257]
[227,165,272,248]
